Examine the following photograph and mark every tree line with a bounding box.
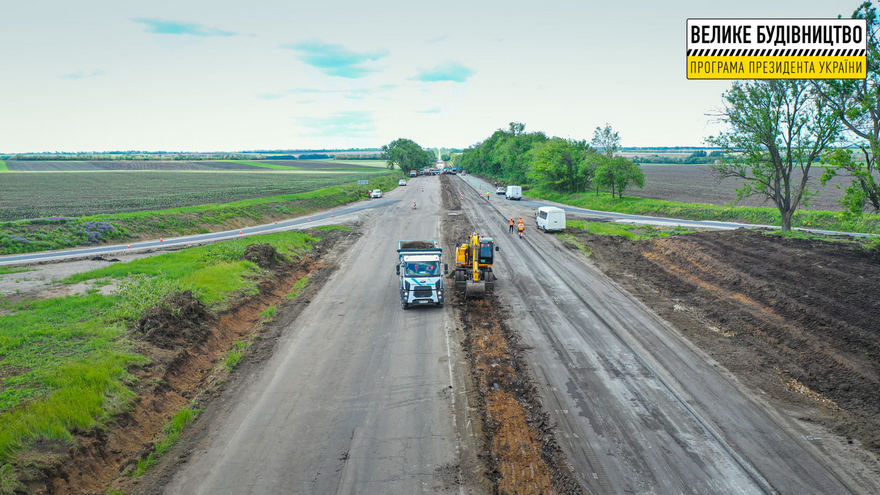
[453,122,645,198]
[711,1,880,230]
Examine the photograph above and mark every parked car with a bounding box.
[370,189,383,198]
[399,179,407,186]
[495,186,506,195]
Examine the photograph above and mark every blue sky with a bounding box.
[0,0,855,152]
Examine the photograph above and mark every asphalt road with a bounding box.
[458,174,877,237]
[163,178,478,494]
[452,175,873,494]
[0,199,398,266]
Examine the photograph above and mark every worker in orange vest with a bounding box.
[508,218,515,233]
[517,222,525,239]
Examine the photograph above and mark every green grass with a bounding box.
[557,233,592,257]
[260,305,276,320]
[530,188,880,235]
[220,160,301,170]
[224,339,251,372]
[0,266,34,275]
[0,161,7,172]
[287,276,309,299]
[131,406,200,477]
[566,219,696,240]
[0,230,321,465]
[1,173,400,255]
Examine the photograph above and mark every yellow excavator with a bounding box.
[453,231,498,298]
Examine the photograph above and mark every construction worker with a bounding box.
[508,218,515,233]
[517,222,525,239]
[486,191,491,200]
[518,216,524,228]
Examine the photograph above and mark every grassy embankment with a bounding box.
[529,187,880,235]
[0,228,340,480]
[0,173,399,255]
[0,161,7,172]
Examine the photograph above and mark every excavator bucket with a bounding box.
[465,281,486,298]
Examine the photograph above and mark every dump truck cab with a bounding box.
[396,240,448,309]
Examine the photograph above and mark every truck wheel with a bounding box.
[402,302,409,310]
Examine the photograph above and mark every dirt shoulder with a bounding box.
[9,228,360,495]
[565,228,880,458]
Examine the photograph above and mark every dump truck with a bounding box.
[396,240,448,309]
[453,232,499,298]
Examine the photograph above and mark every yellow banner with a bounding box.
[687,56,865,79]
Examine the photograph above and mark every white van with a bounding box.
[505,185,522,200]
[536,206,566,232]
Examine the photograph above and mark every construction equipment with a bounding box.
[397,240,448,309]
[453,232,498,298]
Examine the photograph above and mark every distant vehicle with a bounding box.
[409,170,417,177]
[370,189,383,198]
[399,179,407,186]
[505,185,522,200]
[495,186,506,195]
[536,206,566,232]
[396,240,448,309]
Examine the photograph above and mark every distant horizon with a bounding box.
[1,145,725,156]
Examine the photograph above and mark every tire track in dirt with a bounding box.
[575,228,880,454]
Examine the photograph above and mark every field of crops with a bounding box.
[3,159,385,172]
[632,165,851,211]
[0,170,390,221]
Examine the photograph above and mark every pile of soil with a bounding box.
[136,291,213,349]
[242,243,285,269]
[398,240,435,249]
[568,228,880,452]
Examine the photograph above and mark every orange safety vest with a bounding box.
[518,224,524,232]
[509,219,514,226]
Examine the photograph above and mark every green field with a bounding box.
[0,161,7,172]
[0,229,324,471]
[0,173,400,255]
[0,170,391,221]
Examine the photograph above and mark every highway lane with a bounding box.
[458,174,878,237]
[162,177,478,494]
[0,199,398,266]
[449,175,872,494]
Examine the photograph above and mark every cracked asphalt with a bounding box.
[163,177,477,494]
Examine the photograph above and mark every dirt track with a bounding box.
[574,229,880,454]
[454,173,880,494]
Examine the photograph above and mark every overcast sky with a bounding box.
[0,0,855,152]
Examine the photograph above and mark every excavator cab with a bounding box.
[453,232,498,298]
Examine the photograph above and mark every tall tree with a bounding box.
[709,80,839,231]
[382,138,433,174]
[812,2,880,213]
[591,123,621,158]
[594,157,645,198]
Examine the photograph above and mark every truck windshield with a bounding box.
[405,262,439,276]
